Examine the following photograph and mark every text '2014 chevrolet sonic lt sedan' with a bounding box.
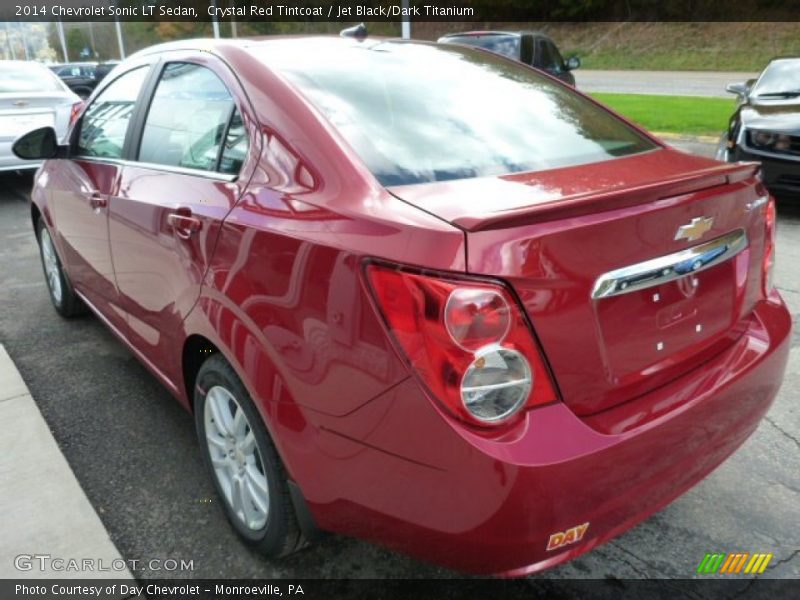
[13,37,791,576]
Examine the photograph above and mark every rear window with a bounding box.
[443,34,520,60]
[0,63,63,93]
[268,40,655,186]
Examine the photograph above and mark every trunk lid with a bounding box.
[388,148,770,415]
[0,92,75,141]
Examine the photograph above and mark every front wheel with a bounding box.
[194,353,306,557]
[36,219,86,318]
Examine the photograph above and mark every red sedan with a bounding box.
[13,37,791,575]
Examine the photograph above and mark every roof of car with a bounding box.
[439,31,552,39]
[128,36,447,64]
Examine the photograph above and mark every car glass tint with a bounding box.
[138,63,234,172]
[752,59,800,96]
[549,42,566,71]
[269,41,656,186]
[218,109,249,175]
[445,35,520,60]
[77,66,149,159]
[0,64,63,93]
[536,40,556,70]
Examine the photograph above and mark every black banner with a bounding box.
[3,0,800,23]
[1,578,797,600]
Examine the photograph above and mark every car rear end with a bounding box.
[358,156,791,575]
[0,61,81,171]
[262,39,792,574]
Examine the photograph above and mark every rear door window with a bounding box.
[218,109,249,175]
[77,66,149,159]
[138,62,238,172]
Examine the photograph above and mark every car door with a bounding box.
[108,55,256,380]
[50,63,151,323]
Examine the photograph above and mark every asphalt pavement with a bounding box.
[576,70,759,98]
[0,344,133,581]
[0,153,797,583]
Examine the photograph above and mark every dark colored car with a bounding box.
[13,37,790,576]
[438,31,580,85]
[49,61,120,99]
[49,63,98,98]
[718,57,800,199]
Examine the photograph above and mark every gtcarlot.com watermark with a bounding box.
[14,554,194,573]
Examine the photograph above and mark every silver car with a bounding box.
[0,60,81,171]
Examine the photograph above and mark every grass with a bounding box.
[589,93,735,137]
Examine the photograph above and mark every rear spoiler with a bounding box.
[454,162,762,232]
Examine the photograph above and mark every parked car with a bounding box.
[717,57,800,199]
[93,60,120,82]
[14,37,790,576]
[49,62,98,98]
[438,31,580,85]
[0,61,81,172]
[49,61,120,99]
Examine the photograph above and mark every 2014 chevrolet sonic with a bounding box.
[13,36,791,575]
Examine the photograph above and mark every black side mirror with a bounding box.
[12,127,68,160]
[566,55,581,70]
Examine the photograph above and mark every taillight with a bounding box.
[365,263,558,427]
[763,197,777,296]
[69,101,84,126]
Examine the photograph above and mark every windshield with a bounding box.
[442,34,521,60]
[753,58,800,97]
[266,40,656,186]
[0,63,63,93]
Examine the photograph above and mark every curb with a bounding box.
[0,343,133,581]
[654,131,720,145]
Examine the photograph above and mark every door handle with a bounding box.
[167,210,202,239]
[88,191,107,210]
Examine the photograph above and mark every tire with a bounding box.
[194,353,306,558]
[36,219,86,318]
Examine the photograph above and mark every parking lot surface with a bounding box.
[0,164,797,582]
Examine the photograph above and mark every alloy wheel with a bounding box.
[204,385,270,531]
[40,228,63,305]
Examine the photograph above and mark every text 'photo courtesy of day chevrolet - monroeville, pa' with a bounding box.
[0,2,797,600]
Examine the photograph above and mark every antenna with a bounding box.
[340,23,368,41]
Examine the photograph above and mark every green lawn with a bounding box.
[590,93,735,137]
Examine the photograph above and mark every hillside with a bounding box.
[413,22,800,72]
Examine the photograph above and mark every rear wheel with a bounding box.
[194,354,305,557]
[36,219,86,318]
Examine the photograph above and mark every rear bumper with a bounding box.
[295,294,791,575]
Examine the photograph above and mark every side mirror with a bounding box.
[12,127,68,160]
[725,82,748,96]
[566,55,581,70]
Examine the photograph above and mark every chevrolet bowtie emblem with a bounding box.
[675,217,714,242]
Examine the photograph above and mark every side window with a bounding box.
[138,62,236,172]
[77,66,149,158]
[536,40,555,70]
[218,109,249,175]
[548,42,566,72]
